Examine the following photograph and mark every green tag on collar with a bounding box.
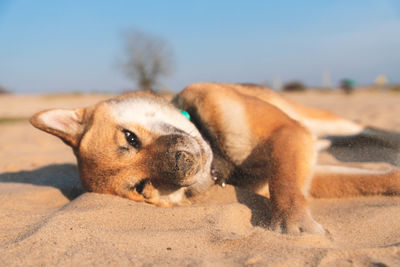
[179,110,191,120]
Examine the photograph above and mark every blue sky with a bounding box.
[0,0,399,93]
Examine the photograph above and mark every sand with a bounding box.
[1,91,400,266]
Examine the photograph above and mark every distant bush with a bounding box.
[388,84,400,92]
[339,79,355,94]
[282,81,306,92]
[0,85,10,94]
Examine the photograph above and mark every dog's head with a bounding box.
[30,91,214,206]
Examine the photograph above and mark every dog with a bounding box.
[30,82,400,235]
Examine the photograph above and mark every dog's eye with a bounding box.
[123,129,141,149]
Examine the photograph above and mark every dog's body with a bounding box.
[31,83,400,235]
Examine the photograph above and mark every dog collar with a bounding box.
[179,110,191,120]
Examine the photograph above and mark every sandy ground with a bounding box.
[1,91,400,266]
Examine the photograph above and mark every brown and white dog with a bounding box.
[30,83,400,235]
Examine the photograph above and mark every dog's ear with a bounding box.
[30,108,86,147]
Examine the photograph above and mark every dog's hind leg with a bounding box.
[310,165,400,198]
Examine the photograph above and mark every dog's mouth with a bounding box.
[130,178,156,199]
[210,160,226,187]
[210,161,217,181]
[132,178,149,195]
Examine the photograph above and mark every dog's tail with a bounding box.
[310,165,400,198]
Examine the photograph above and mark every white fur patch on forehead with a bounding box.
[107,95,201,138]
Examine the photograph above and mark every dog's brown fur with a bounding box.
[31,83,400,235]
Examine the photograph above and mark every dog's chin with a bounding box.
[127,140,215,205]
[132,180,187,207]
[129,169,215,206]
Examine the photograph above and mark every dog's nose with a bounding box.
[174,151,198,185]
[176,150,194,170]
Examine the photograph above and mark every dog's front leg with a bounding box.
[267,126,324,235]
[269,180,323,235]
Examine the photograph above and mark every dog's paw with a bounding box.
[270,212,325,235]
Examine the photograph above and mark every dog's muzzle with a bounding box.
[149,134,203,188]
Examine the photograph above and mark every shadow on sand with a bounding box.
[234,188,272,228]
[326,127,400,166]
[326,135,400,166]
[0,164,84,200]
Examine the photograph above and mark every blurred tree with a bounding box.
[282,81,306,92]
[120,30,174,91]
[0,85,10,94]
